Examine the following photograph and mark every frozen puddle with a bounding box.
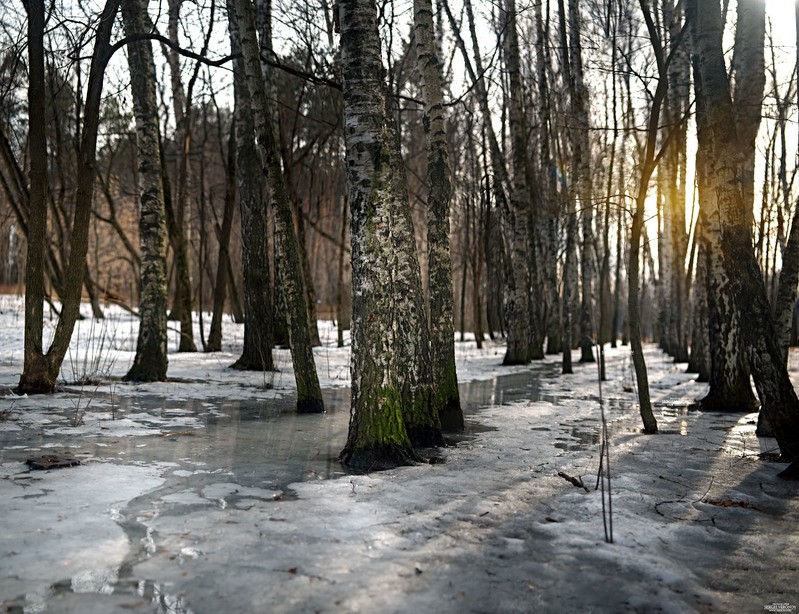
[0,376,552,613]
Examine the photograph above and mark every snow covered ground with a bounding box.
[1,294,798,613]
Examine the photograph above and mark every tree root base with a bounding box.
[339,444,420,472]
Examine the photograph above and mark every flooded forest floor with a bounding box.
[0,296,797,613]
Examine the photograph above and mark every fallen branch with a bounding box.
[557,471,589,492]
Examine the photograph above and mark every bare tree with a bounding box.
[230,0,323,411]
[414,0,463,430]
[18,0,121,393]
[121,0,169,382]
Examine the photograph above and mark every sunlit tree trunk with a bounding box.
[339,0,442,469]
[231,0,322,410]
[626,0,673,434]
[414,0,463,430]
[693,0,799,476]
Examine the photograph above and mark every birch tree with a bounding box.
[414,0,463,430]
[692,0,799,477]
[230,0,323,412]
[121,0,169,382]
[338,0,442,469]
[693,0,760,412]
[228,8,275,372]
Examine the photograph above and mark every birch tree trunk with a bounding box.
[228,13,275,372]
[505,0,544,362]
[121,0,169,382]
[163,0,197,353]
[257,0,289,350]
[414,0,463,430]
[773,5,799,365]
[231,0,322,410]
[339,0,442,469]
[557,0,578,373]
[500,0,532,366]
[690,0,758,412]
[693,0,799,476]
[687,217,711,380]
[567,0,595,364]
[535,0,561,356]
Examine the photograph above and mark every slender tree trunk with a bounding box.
[773,4,799,365]
[228,12,274,372]
[414,0,463,430]
[626,0,674,434]
[232,0,322,410]
[537,0,561,356]
[207,122,237,353]
[163,0,198,352]
[122,0,169,382]
[336,194,350,349]
[18,0,120,393]
[499,0,532,366]
[630,195,658,433]
[296,207,321,347]
[557,0,577,373]
[565,0,595,364]
[20,0,48,391]
[257,0,289,350]
[687,234,711,380]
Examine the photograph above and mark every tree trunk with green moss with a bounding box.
[231,0,321,411]
[338,0,442,470]
[414,0,463,431]
[121,0,169,382]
